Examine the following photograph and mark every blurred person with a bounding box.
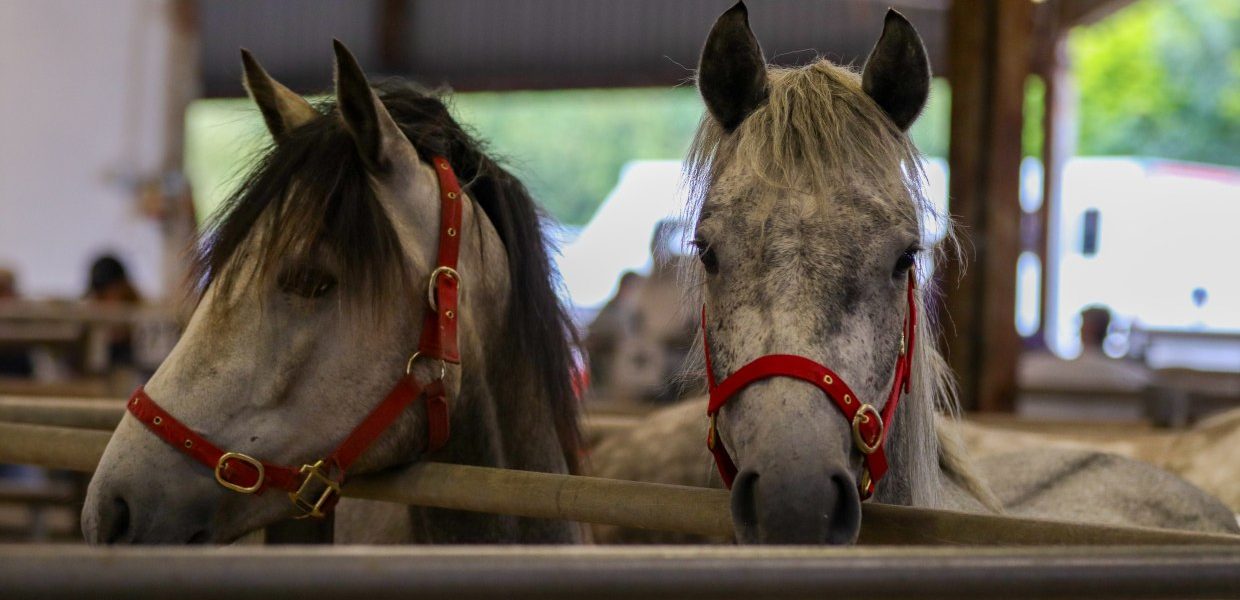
[0,268,15,298]
[0,267,34,377]
[86,255,141,304]
[1019,305,1151,412]
[1079,306,1112,353]
[82,254,142,369]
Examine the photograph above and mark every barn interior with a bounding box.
[0,0,1236,554]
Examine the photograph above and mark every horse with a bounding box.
[82,42,583,544]
[590,2,1238,544]
[587,244,698,404]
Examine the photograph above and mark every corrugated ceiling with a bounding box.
[201,0,948,96]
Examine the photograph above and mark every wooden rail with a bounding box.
[1,421,1238,546]
[0,396,645,437]
[0,397,125,430]
[1,545,1238,600]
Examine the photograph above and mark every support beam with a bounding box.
[942,0,1035,412]
[1033,5,1079,350]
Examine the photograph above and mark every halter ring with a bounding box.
[426,266,461,312]
[851,404,884,455]
[406,351,447,380]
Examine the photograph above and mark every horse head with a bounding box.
[689,2,941,544]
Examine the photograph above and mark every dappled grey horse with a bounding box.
[83,43,582,544]
[591,2,1237,544]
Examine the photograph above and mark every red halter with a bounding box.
[703,271,917,499]
[126,156,465,519]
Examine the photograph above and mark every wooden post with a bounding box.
[941,0,1035,412]
[1034,12,1076,350]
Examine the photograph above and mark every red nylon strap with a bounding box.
[417,156,464,364]
[125,156,465,517]
[126,373,427,497]
[127,388,301,494]
[702,271,916,498]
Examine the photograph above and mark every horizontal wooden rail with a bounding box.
[0,396,125,430]
[0,396,643,435]
[1,421,1237,546]
[1,545,1238,600]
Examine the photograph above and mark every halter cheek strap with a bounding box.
[126,156,466,519]
[703,271,917,499]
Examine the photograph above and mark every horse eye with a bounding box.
[893,246,919,277]
[278,266,337,299]
[693,239,719,275]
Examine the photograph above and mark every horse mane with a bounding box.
[193,82,582,473]
[679,58,976,507]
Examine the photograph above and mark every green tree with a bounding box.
[1070,0,1240,166]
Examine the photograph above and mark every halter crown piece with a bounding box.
[702,270,917,500]
[127,156,465,519]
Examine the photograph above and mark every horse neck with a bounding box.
[403,251,579,542]
[872,340,1000,513]
[869,322,963,509]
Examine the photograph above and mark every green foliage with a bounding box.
[908,78,951,159]
[183,100,271,223]
[1024,76,1046,158]
[185,88,704,226]
[185,82,955,227]
[1070,0,1240,166]
[451,88,703,225]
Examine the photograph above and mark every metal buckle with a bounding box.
[426,266,461,312]
[289,460,341,520]
[851,404,884,455]
[215,452,265,494]
[706,413,718,450]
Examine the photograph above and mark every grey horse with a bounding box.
[590,2,1238,544]
[83,43,582,544]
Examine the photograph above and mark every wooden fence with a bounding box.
[1,419,1238,546]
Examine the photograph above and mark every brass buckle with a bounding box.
[851,404,884,455]
[426,266,461,312]
[706,414,718,450]
[215,452,265,494]
[289,460,341,519]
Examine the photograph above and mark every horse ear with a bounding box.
[861,9,931,131]
[333,39,408,172]
[240,49,318,141]
[698,1,769,131]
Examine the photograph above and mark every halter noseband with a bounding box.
[126,156,465,519]
[703,271,917,499]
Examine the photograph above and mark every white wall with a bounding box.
[0,0,176,299]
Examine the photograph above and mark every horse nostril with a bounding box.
[729,469,761,544]
[824,470,862,545]
[103,496,131,544]
[729,465,863,545]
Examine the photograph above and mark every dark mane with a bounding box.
[195,82,581,472]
